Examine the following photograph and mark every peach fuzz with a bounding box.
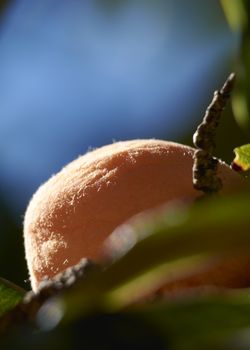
[23,139,244,291]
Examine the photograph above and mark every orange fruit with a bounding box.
[24,139,243,291]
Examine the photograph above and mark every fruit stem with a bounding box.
[192,73,236,194]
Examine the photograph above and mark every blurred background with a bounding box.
[0,0,249,288]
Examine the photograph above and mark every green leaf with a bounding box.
[232,144,250,171]
[4,193,250,349]
[128,292,250,350]
[232,89,250,129]
[220,0,247,31]
[0,277,25,316]
[221,0,250,131]
[60,191,250,322]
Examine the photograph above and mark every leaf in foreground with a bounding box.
[232,144,250,171]
[0,277,25,316]
[129,292,250,350]
[2,192,250,349]
[60,191,250,321]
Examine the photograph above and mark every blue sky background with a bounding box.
[0,0,239,216]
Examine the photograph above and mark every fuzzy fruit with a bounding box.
[24,139,243,291]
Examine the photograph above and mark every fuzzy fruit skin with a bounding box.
[24,139,243,291]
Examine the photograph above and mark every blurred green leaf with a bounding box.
[0,277,25,316]
[129,292,250,350]
[232,144,250,171]
[2,192,250,349]
[221,0,250,132]
[60,191,250,322]
[220,0,247,31]
[231,89,249,130]
[5,293,250,350]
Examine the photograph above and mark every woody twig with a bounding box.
[192,73,236,194]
